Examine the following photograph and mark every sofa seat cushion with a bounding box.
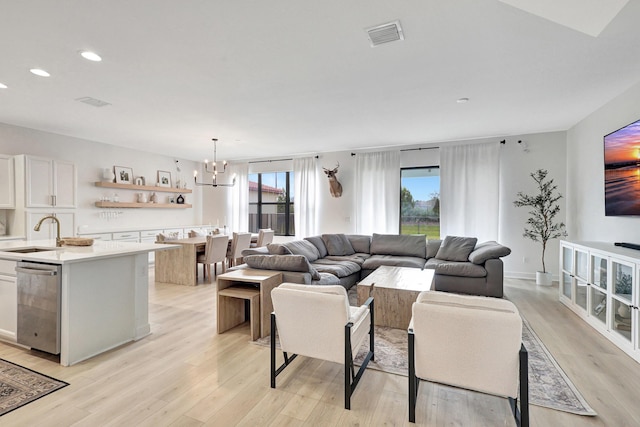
[362,254,427,270]
[311,258,361,278]
[312,272,342,286]
[371,233,427,258]
[425,258,487,278]
[244,254,321,280]
[324,254,366,267]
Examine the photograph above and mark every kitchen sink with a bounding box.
[2,247,60,254]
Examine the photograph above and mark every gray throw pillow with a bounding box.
[304,236,328,258]
[435,236,478,262]
[283,240,321,262]
[426,239,442,259]
[346,234,371,254]
[267,243,292,255]
[468,241,511,264]
[322,234,356,256]
[244,255,320,280]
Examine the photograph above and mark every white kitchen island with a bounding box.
[0,239,177,366]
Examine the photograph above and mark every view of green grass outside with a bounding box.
[400,167,440,240]
[400,224,440,239]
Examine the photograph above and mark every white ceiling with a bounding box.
[1,0,639,162]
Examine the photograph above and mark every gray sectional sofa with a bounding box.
[236,233,511,298]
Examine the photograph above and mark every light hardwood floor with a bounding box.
[1,274,639,426]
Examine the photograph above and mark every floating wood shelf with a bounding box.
[94,181,193,193]
[95,201,192,209]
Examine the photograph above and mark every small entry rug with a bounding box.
[0,358,69,417]
[256,321,596,416]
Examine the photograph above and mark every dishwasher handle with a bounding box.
[15,267,58,276]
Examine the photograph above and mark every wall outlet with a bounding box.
[523,256,528,263]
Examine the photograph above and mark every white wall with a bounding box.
[567,80,640,242]
[0,123,202,235]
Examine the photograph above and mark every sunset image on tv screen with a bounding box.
[604,119,640,216]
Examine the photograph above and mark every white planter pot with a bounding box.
[536,271,553,286]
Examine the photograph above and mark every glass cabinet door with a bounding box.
[562,272,572,299]
[612,259,634,305]
[575,249,588,281]
[591,254,607,290]
[576,281,587,310]
[611,298,632,342]
[589,287,607,326]
[562,245,573,273]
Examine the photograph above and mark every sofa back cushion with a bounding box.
[267,243,293,255]
[435,236,478,262]
[304,236,328,258]
[284,239,321,262]
[346,234,371,254]
[426,239,442,259]
[370,233,427,258]
[244,254,321,280]
[468,241,511,264]
[322,234,356,256]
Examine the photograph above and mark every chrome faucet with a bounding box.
[34,215,62,247]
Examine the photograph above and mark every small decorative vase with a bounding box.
[102,168,115,182]
[176,194,185,204]
[618,303,631,318]
[150,192,157,203]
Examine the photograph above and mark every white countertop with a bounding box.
[0,239,177,264]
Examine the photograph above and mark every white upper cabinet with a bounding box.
[0,155,15,208]
[25,156,76,208]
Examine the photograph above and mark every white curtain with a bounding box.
[440,142,500,242]
[294,157,319,238]
[355,151,400,235]
[226,162,249,232]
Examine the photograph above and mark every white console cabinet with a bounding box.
[560,241,639,363]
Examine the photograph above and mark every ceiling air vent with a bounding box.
[365,20,404,47]
[75,96,111,107]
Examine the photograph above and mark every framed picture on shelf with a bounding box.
[114,166,134,184]
[158,170,171,187]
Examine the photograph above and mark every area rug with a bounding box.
[256,321,596,416]
[0,359,69,417]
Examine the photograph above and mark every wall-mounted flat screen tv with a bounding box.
[604,118,640,216]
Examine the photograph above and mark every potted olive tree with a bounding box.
[514,169,567,285]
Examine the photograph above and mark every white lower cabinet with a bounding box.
[0,259,17,341]
[560,241,639,363]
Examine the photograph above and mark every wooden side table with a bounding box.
[216,269,283,338]
[217,287,261,340]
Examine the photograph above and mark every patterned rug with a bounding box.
[257,321,596,416]
[0,359,69,417]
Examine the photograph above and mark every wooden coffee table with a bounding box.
[356,266,434,329]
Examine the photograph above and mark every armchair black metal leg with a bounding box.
[408,329,417,423]
[519,343,529,427]
[271,313,277,388]
[345,323,352,410]
[370,298,375,361]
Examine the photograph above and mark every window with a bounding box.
[400,167,440,239]
[248,172,294,236]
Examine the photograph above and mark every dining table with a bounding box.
[154,234,257,286]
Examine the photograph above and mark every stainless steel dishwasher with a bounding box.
[15,261,62,354]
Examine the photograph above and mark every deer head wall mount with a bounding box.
[323,162,343,198]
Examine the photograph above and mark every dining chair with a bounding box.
[196,234,229,281]
[227,232,252,267]
[250,228,275,248]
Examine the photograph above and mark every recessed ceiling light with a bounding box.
[80,51,102,62]
[456,97,470,104]
[0,83,7,89]
[30,68,50,77]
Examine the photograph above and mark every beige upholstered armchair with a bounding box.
[408,291,528,426]
[270,283,375,410]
